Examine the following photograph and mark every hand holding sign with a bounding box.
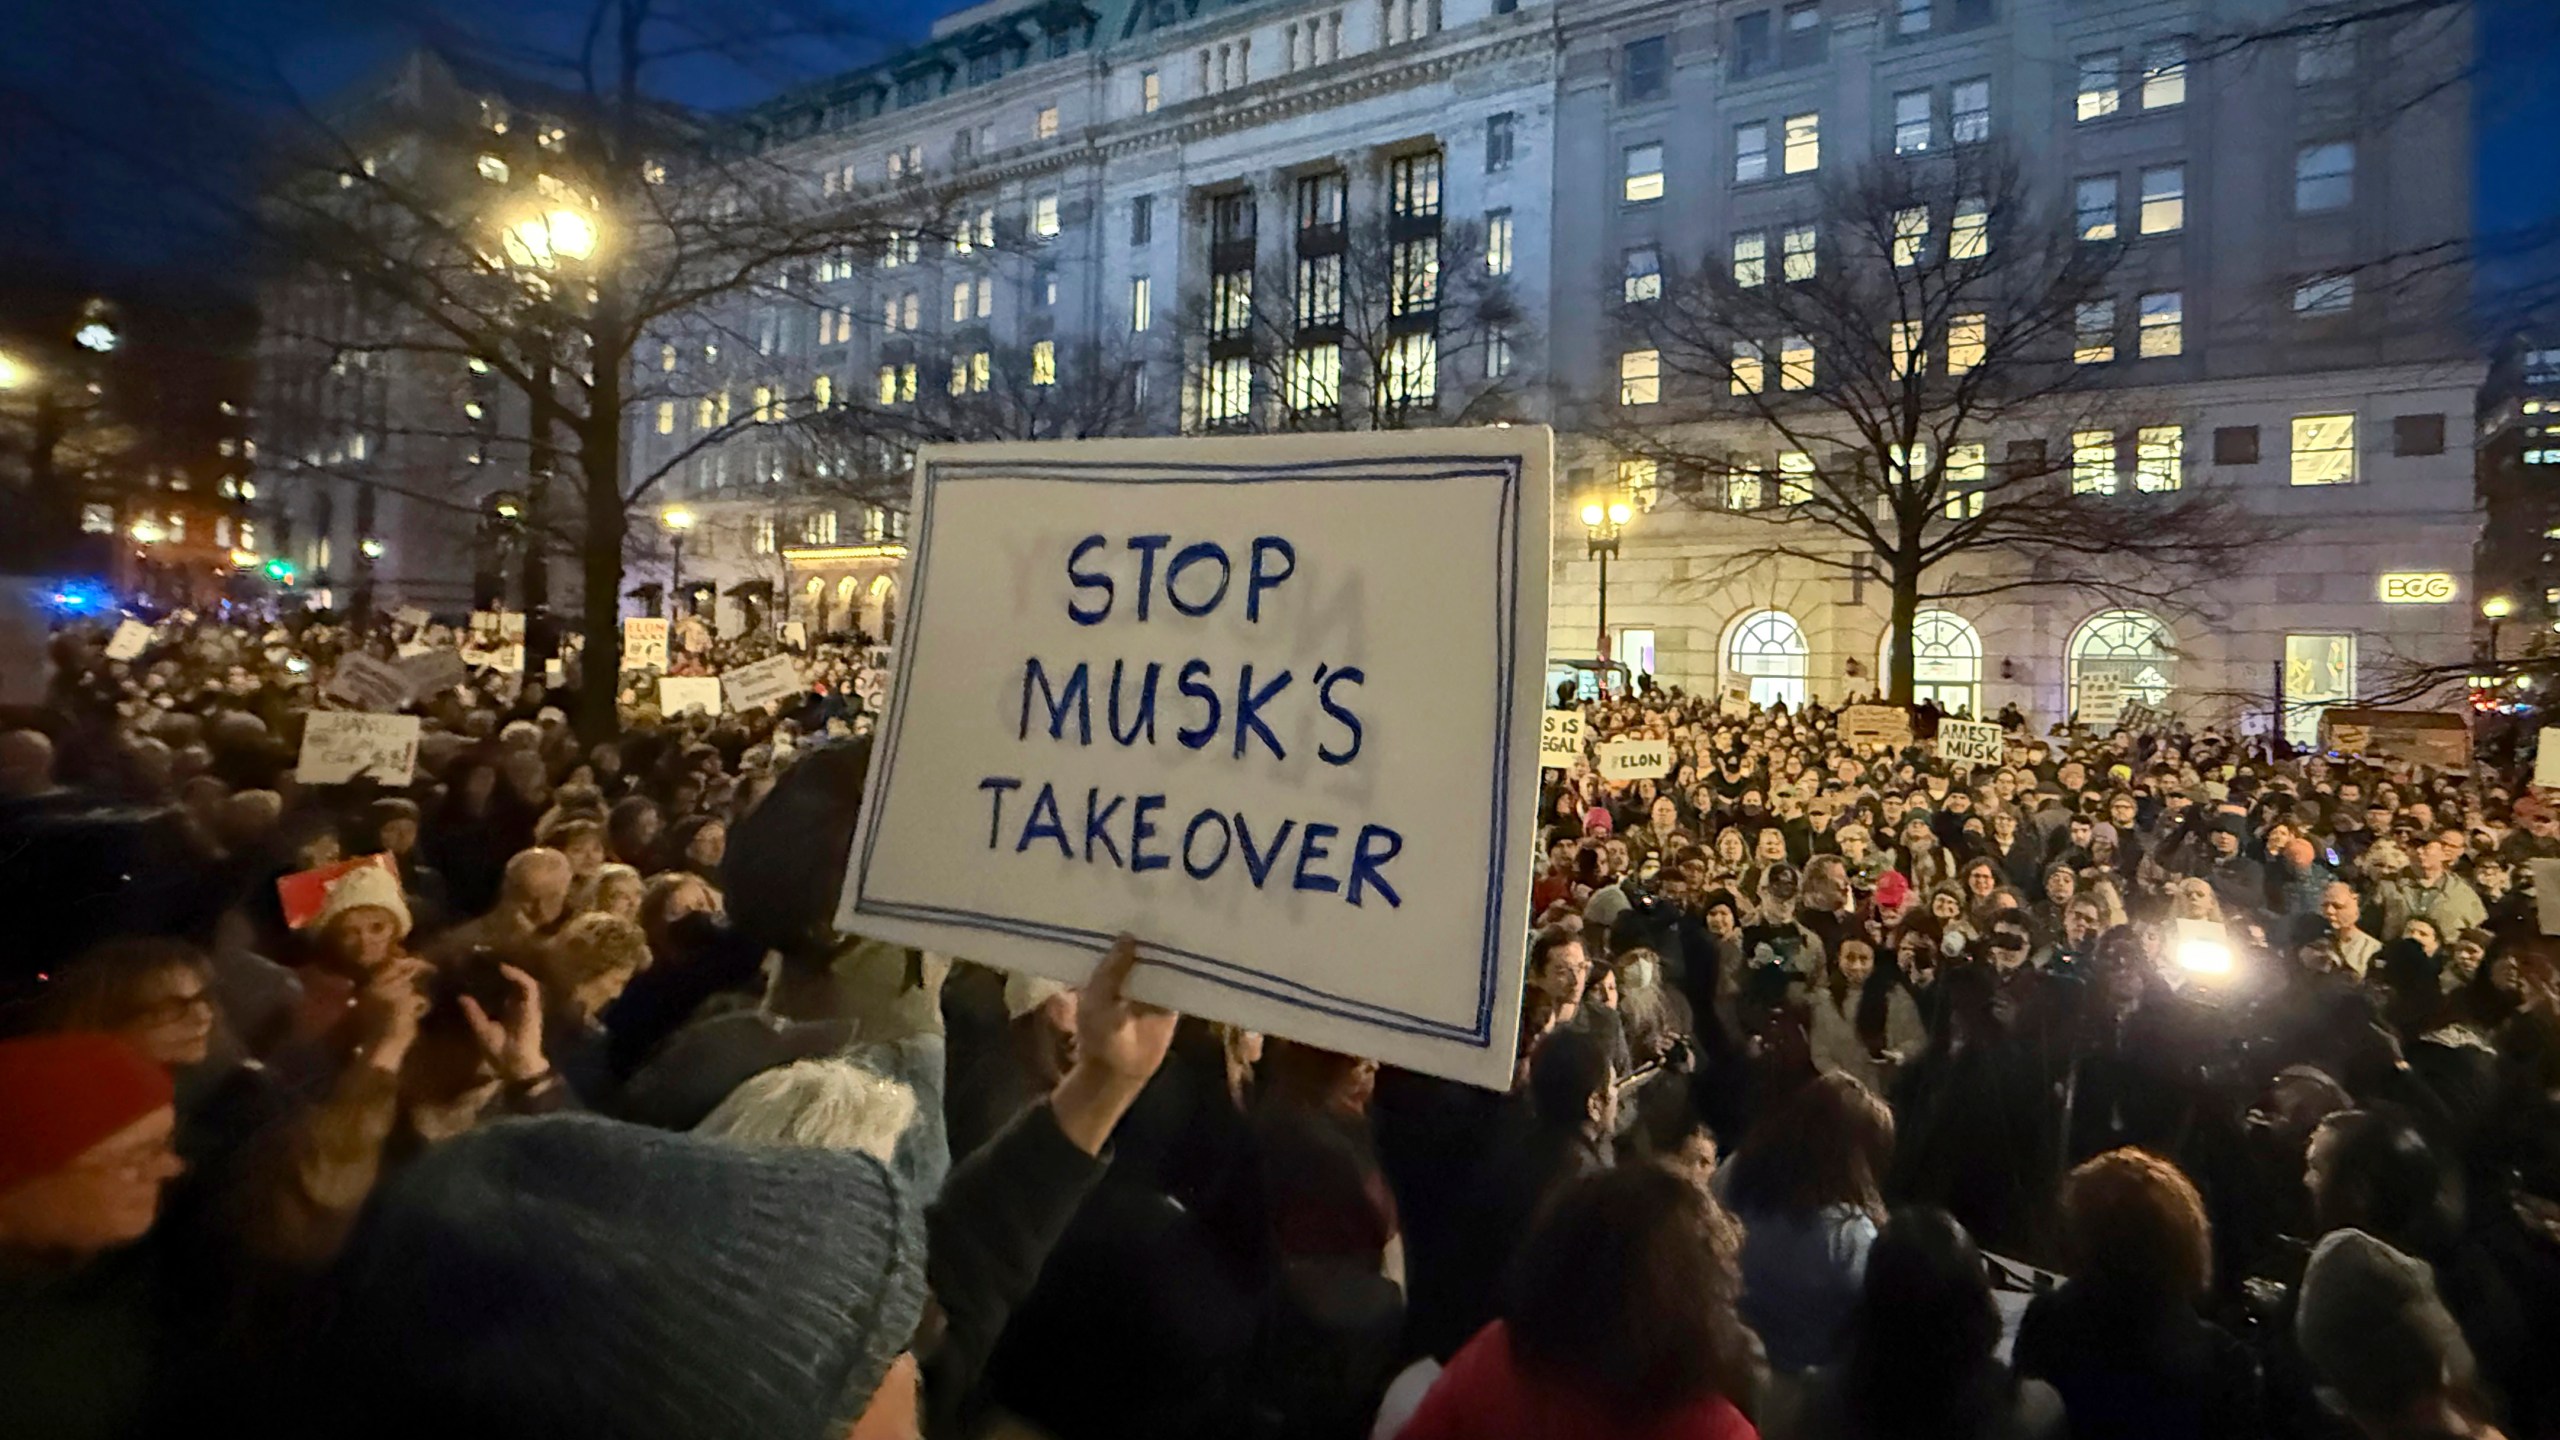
[1539,710,1585,767]
[1597,738,1673,781]
[297,713,421,785]
[1937,718,2006,768]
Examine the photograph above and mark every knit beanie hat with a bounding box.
[1005,971,1073,1021]
[309,860,413,940]
[2296,1228,2475,1422]
[325,1113,927,1440]
[0,1034,174,1193]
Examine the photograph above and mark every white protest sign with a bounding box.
[720,654,804,713]
[394,606,432,631]
[545,658,566,685]
[660,675,722,716]
[470,611,526,641]
[1840,704,1915,749]
[1597,738,1673,781]
[295,712,421,785]
[623,617,670,671]
[783,620,808,650]
[853,667,890,708]
[2080,674,2124,730]
[836,430,1553,1089]
[461,641,524,675]
[1719,675,1753,718]
[105,620,154,662]
[1937,718,2007,767]
[2536,729,2560,791]
[1539,709,1585,767]
[326,653,414,712]
[398,647,469,698]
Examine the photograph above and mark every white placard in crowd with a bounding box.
[1539,709,1585,767]
[398,647,469,697]
[394,607,432,631]
[325,654,413,712]
[461,641,525,675]
[623,617,670,671]
[296,712,421,786]
[783,620,808,650]
[1597,738,1673,781]
[545,658,566,685]
[853,667,890,708]
[1937,718,2007,767]
[105,620,154,662]
[660,675,722,716]
[470,610,527,641]
[2535,730,2560,791]
[1840,704,1914,748]
[2079,674,2124,729]
[837,431,1554,1090]
[720,654,804,713]
[1719,676,1753,718]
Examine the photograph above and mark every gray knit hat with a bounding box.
[2295,1228,2476,1422]
[328,1113,928,1440]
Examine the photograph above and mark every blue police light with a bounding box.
[43,579,113,614]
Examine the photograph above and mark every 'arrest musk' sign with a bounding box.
[838,431,1553,1088]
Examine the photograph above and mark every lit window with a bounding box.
[1625,245,1663,302]
[1141,69,1160,112]
[976,276,993,318]
[2294,273,2356,315]
[1131,276,1153,332]
[1894,89,1933,155]
[1778,451,1816,504]
[1947,312,1987,372]
[1297,253,1343,325]
[2077,176,2119,240]
[1734,122,1769,183]
[2291,413,2358,485]
[1782,112,1820,173]
[1782,224,1818,280]
[81,503,114,534]
[1779,334,1814,390]
[1891,320,1924,379]
[2139,291,2184,357]
[1733,231,1767,288]
[753,385,775,422]
[1732,341,1765,394]
[1726,464,1765,510]
[2142,39,2187,108]
[1031,339,1057,386]
[1623,142,1664,202]
[1619,457,1660,510]
[2297,143,2355,212]
[813,374,834,408]
[1035,105,1060,140]
[1486,209,1514,276]
[2073,430,2118,494]
[1949,198,1988,259]
[1893,207,1929,267]
[2076,53,2121,122]
[755,517,776,555]
[1285,343,1341,411]
[656,401,676,434]
[2136,425,2184,491]
[1386,331,1438,407]
[1944,443,1986,517]
[1391,235,1439,314]
[1890,442,1930,486]
[660,342,678,372]
[1951,79,1991,143]
[1203,355,1251,423]
[952,281,971,323]
[1620,349,1662,405]
[2076,300,2117,364]
[1487,324,1514,379]
[477,154,509,183]
[2139,165,2185,235]
[1032,193,1061,237]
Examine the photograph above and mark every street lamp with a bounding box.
[662,506,696,617]
[499,205,601,271]
[0,351,29,390]
[2484,594,2514,664]
[1579,497,1634,660]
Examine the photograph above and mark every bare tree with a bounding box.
[1179,204,1532,433]
[1595,146,2292,705]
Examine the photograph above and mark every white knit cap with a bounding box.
[312,861,414,941]
[1003,972,1072,1021]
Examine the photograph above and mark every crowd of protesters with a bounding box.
[3,608,2557,1440]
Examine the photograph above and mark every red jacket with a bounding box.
[1398,1322,1759,1440]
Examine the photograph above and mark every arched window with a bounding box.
[1881,609,1983,716]
[835,575,859,604]
[1727,608,1809,708]
[2069,609,2176,716]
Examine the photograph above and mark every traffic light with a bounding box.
[263,558,298,585]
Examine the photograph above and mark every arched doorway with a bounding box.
[1882,609,1983,716]
[870,574,898,645]
[802,576,827,635]
[2069,609,2176,715]
[834,576,859,638]
[1726,608,1808,708]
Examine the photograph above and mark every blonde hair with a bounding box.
[538,912,651,1020]
[695,1059,919,1163]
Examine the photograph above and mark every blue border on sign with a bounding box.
[855,452,1526,1050]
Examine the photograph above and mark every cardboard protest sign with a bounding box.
[461,641,524,675]
[325,653,414,712]
[783,620,808,650]
[720,654,803,713]
[2320,708,2471,769]
[1539,710,1585,767]
[1719,675,1753,718]
[659,675,722,716]
[2538,730,2560,791]
[1597,738,1673,781]
[544,658,566,685]
[853,667,890,709]
[105,619,154,662]
[1937,718,2006,767]
[623,617,670,671]
[394,606,432,631]
[1840,704,1914,749]
[296,712,421,785]
[837,430,1553,1089]
[2079,675,2124,730]
[470,610,526,641]
[275,853,399,931]
[397,647,469,698]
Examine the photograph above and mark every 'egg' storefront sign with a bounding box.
[2376,572,2458,605]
